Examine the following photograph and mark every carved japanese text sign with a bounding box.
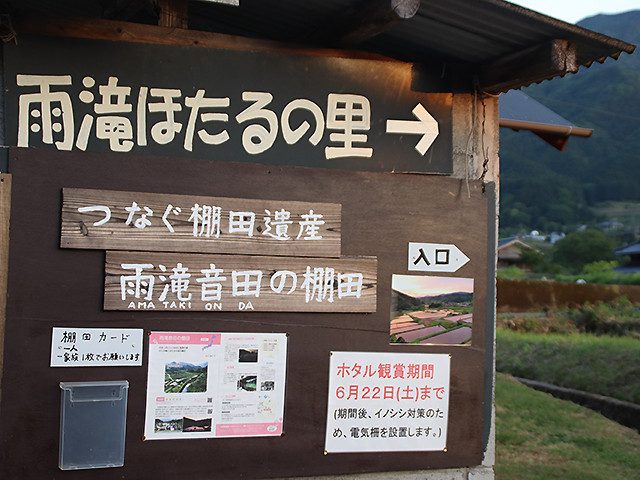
[105,251,376,312]
[61,188,341,257]
[5,34,453,174]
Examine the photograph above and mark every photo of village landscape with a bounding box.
[164,361,208,393]
[390,274,474,345]
[154,418,183,433]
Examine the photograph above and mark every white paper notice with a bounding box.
[324,351,450,453]
[50,327,143,367]
[143,332,288,440]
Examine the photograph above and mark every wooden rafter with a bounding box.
[304,0,420,48]
[479,39,578,94]
[158,0,188,29]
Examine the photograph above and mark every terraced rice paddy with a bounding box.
[390,310,472,345]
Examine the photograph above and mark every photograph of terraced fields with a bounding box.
[390,274,474,345]
[164,361,208,393]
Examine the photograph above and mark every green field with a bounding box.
[496,329,640,403]
[496,373,640,479]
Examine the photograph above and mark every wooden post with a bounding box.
[0,174,11,409]
[158,0,188,29]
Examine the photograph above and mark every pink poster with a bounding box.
[144,332,287,440]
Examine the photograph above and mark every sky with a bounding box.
[392,275,474,298]
[508,0,640,24]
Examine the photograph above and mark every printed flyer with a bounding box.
[144,331,288,440]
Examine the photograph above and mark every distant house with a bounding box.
[497,237,533,268]
[613,242,640,273]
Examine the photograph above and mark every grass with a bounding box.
[496,329,640,403]
[497,311,578,334]
[495,372,640,479]
[495,302,640,477]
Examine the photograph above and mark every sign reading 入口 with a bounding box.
[4,34,453,174]
[325,351,450,453]
[408,242,470,273]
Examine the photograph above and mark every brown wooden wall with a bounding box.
[497,278,640,312]
[0,147,489,479]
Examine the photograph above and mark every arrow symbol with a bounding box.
[386,103,439,155]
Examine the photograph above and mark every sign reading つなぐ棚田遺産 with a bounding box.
[61,188,341,257]
[4,34,453,174]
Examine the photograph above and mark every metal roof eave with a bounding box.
[2,0,637,93]
[499,119,593,139]
[499,119,593,152]
[499,89,594,152]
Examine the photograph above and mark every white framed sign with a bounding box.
[50,327,143,367]
[408,242,469,273]
[325,351,450,453]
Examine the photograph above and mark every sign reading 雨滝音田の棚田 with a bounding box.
[105,251,377,313]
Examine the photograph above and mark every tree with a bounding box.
[517,244,545,271]
[552,229,617,274]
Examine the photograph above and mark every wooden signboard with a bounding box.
[3,34,453,174]
[61,188,341,257]
[105,251,377,312]
[0,147,490,479]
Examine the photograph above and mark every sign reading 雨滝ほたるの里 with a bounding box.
[5,34,453,174]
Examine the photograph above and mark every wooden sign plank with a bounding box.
[0,174,11,404]
[105,251,376,312]
[62,188,341,257]
[4,34,454,174]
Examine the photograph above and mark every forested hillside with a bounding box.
[499,10,640,234]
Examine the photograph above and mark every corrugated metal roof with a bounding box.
[500,91,578,127]
[187,0,636,67]
[3,0,636,91]
[499,90,593,151]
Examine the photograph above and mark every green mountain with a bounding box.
[418,292,473,304]
[392,290,425,311]
[499,10,640,234]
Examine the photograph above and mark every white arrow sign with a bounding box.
[408,242,469,273]
[386,103,439,155]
